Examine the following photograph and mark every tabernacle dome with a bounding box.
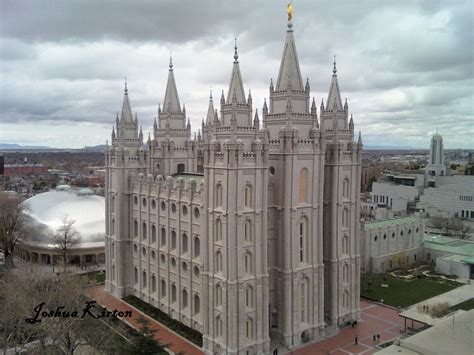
[17,185,106,267]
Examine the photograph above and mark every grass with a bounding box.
[361,273,462,308]
[449,298,474,312]
[123,295,203,347]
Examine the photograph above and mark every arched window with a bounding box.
[301,277,309,323]
[244,253,253,273]
[216,284,222,306]
[343,177,350,198]
[246,318,254,339]
[216,183,223,207]
[112,264,115,281]
[134,220,138,237]
[216,251,223,272]
[244,220,252,243]
[142,271,147,288]
[152,274,156,292]
[299,168,309,203]
[215,218,222,242]
[342,234,349,254]
[182,233,188,254]
[111,242,115,259]
[342,208,349,227]
[134,267,138,283]
[343,290,349,308]
[110,195,115,213]
[171,231,177,249]
[216,316,223,337]
[171,284,177,303]
[151,225,157,243]
[299,217,308,263]
[161,280,166,298]
[194,295,200,315]
[194,237,200,258]
[182,289,188,308]
[142,222,147,240]
[246,286,253,308]
[244,184,253,208]
[110,218,115,235]
[161,227,166,246]
[343,264,349,283]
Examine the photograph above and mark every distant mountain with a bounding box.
[0,143,54,150]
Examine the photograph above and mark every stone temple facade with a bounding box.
[105,18,363,355]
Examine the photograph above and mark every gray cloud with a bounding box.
[0,0,473,148]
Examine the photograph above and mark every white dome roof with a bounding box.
[22,189,105,249]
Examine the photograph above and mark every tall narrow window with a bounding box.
[343,178,350,198]
[194,295,200,315]
[301,277,309,323]
[142,271,147,288]
[151,224,156,243]
[194,237,200,258]
[244,253,253,273]
[216,183,223,207]
[246,318,254,339]
[161,227,166,246]
[134,267,138,283]
[342,234,349,254]
[343,290,349,308]
[161,280,166,298]
[111,218,115,236]
[215,218,222,242]
[171,284,177,303]
[171,231,177,249]
[182,233,188,254]
[244,185,253,208]
[299,168,309,203]
[246,286,253,308]
[152,275,156,292]
[216,251,223,273]
[216,284,222,306]
[342,208,349,227]
[299,217,308,263]
[216,316,222,337]
[182,289,188,308]
[343,263,349,283]
[134,220,138,237]
[142,222,147,240]
[244,220,252,243]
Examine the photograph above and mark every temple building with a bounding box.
[105,14,362,355]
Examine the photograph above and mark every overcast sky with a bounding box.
[1,0,473,149]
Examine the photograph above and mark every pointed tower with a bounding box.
[105,82,147,298]
[321,58,362,328]
[201,39,270,355]
[151,56,197,176]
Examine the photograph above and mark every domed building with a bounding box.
[17,185,106,268]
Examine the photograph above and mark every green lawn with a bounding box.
[361,273,462,308]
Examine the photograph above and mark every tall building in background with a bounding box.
[425,132,446,187]
[105,13,362,355]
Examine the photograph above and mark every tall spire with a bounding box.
[276,18,304,91]
[326,56,343,111]
[226,37,246,103]
[206,90,214,125]
[163,53,181,113]
[120,79,134,122]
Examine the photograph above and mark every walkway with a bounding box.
[85,284,204,355]
[291,300,408,355]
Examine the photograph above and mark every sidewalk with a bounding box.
[85,284,204,355]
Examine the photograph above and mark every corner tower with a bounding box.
[105,82,147,297]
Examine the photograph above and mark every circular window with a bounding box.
[171,203,177,214]
[134,196,138,205]
[160,254,166,264]
[383,234,387,240]
[269,166,275,175]
[182,262,188,273]
[194,266,200,277]
[182,205,188,216]
[194,208,200,219]
[151,199,156,209]
[142,247,146,257]
[151,250,156,260]
[161,201,166,211]
[134,244,138,253]
[171,257,176,268]
[374,236,378,241]
[142,198,147,208]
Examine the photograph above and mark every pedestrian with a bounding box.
[373,334,376,342]
[377,334,381,341]
[355,335,358,345]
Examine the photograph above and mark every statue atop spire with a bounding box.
[333,55,337,75]
[234,37,239,63]
[287,1,293,22]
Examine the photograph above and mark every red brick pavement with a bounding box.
[85,284,204,355]
[291,300,406,355]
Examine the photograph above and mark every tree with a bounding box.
[54,216,80,272]
[460,223,472,240]
[127,317,168,355]
[0,192,29,268]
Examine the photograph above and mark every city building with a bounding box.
[3,163,49,176]
[105,17,363,354]
[360,216,424,273]
[17,185,105,267]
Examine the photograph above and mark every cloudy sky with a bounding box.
[1,0,473,149]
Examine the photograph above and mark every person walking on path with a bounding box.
[355,335,358,345]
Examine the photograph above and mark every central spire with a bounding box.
[326,56,343,111]
[163,52,181,113]
[120,79,134,122]
[276,18,304,91]
[226,37,246,104]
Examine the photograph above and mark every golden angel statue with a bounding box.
[287,1,293,22]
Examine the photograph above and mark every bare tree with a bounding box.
[0,192,29,268]
[54,216,80,272]
[460,223,472,240]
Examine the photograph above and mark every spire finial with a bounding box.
[333,55,337,75]
[210,88,213,100]
[287,1,293,27]
[124,76,128,94]
[169,51,173,69]
[234,37,239,62]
